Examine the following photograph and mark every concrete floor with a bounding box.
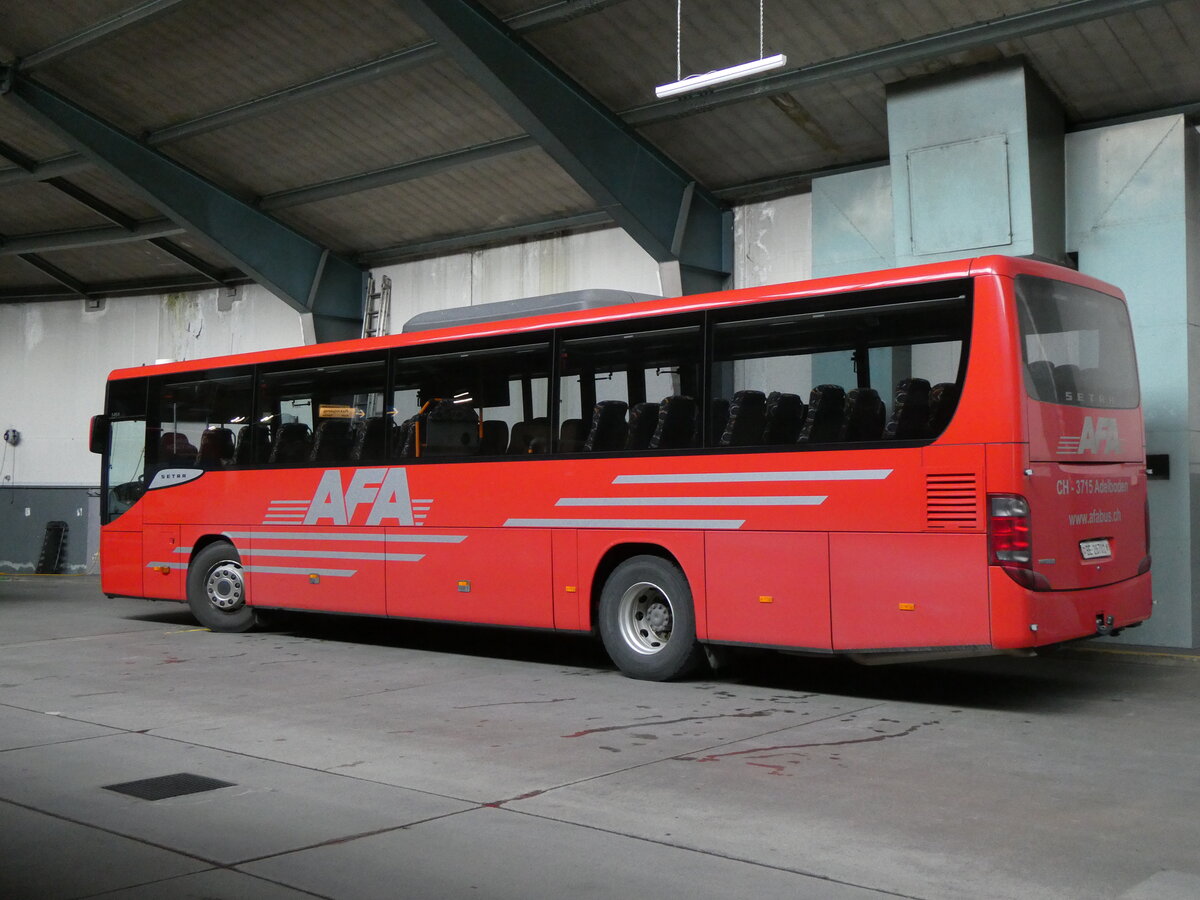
[1,575,1198,900]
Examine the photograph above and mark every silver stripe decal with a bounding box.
[244,565,357,577]
[269,500,310,506]
[556,496,826,507]
[503,518,744,529]
[224,531,466,543]
[243,549,424,562]
[145,561,188,569]
[612,469,892,484]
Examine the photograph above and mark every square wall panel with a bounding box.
[907,135,1012,256]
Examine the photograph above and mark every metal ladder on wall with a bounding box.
[362,274,392,339]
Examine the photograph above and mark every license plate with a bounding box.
[1080,539,1111,560]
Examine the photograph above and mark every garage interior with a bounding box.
[1,3,1200,895]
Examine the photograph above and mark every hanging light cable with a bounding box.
[654,0,786,99]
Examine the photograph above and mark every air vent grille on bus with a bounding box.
[926,473,980,530]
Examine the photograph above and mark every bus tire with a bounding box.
[186,541,256,633]
[599,555,703,681]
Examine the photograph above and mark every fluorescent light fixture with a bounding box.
[654,53,786,99]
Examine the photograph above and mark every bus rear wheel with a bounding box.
[599,555,703,681]
[186,541,256,633]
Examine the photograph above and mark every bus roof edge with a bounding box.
[402,289,662,333]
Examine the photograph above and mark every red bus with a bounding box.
[90,255,1152,680]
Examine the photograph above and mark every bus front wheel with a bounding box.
[186,541,256,633]
[599,555,703,681]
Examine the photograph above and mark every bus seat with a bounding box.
[480,420,509,455]
[1026,360,1056,399]
[583,400,628,452]
[1055,364,1081,399]
[235,424,269,464]
[311,419,355,463]
[270,422,313,465]
[762,391,807,444]
[720,390,767,446]
[1077,367,1103,398]
[422,399,480,456]
[559,418,585,453]
[509,417,550,454]
[927,382,960,436]
[708,398,730,445]
[393,416,415,458]
[526,417,551,453]
[351,417,390,462]
[840,388,884,442]
[159,432,198,466]
[799,384,846,443]
[195,427,235,468]
[625,402,660,451]
[507,421,530,454]
[650,395,697,450]
[885,377,932,439]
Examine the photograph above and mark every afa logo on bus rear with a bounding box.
[1056,416,1120,456]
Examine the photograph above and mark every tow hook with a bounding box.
[1096,614,1115,635]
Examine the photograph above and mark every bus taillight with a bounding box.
[989,494,1034,585]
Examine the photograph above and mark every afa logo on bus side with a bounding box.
[303,468,416,526]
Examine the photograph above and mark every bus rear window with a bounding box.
[1016,275,1139,409]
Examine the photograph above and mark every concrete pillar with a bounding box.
[811,167,893,277]
[1066,116,1200,648]
[888,60,1064,266]
[813,61,1064,275]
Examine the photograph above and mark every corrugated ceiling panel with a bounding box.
[273,148,594,254]
[57,169,164,221]
[29,242,199,284]
[0,102,75,161]
[481,0,556,16]
[163,60,524,197]
[0,255,62,289]
[0,182,112,234]
[640,77,890,189]
[0,0,134,60]
[164,233,230,266]
[527,0,1039,112]
[32,0,426,134]
[1010,2,1200,121]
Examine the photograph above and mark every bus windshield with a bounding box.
[1016,275,1139,409]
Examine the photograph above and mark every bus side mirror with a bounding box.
[89,415,109,454]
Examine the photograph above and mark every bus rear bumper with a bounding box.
[989,569,1153,649]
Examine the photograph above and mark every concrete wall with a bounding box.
[0,486,97,574]
[1065,116,1200,647]
[0,284,304,489]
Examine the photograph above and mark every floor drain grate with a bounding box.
[103,772,236,801]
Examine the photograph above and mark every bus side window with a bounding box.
[558,322,702,453]
[157,369,253,471]
[713,292,968,448]
[259,356,386,467]
[393,340,550,459]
